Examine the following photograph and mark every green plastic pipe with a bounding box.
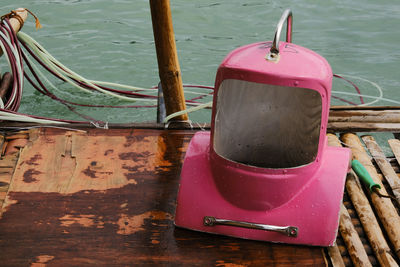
[351,159,381,192]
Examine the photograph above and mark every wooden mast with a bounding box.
[149,0,188,122]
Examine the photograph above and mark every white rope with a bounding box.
[23,49,64,93]
[164,101,212,123]
[332,92,400,105]
[333,74,383,106]
[0,111,66,124]
[18,32,157,102]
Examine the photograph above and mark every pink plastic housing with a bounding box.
[175,41,351,246]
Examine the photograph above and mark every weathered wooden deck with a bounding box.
[0,124,399,266]
[0,128,324,266]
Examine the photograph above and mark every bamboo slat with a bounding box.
[329,110,400,123]
[328,122,400,132]
[327,134,372,267]
[331,106,400,111]
[389,139,400,176]
[362,135,400,205]
[328,109,400,132]
[341,133,400,259]
[339,204,372,267]
[346,171,398,266]
[328,134,399,266]
[326,245,346,267]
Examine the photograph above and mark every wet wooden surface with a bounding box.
[0,128,325,266]
[329,133,400,267]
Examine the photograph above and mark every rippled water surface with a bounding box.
[1,0,399,123]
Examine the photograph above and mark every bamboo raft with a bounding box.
[0,109,400,266]
[1,3,400,266]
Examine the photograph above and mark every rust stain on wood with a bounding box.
[124,135,146,147]
[104,149,114,156]
[25,153,42,166]
[0,128,326,266]
[220,243,240,252]
[60,214,104,228]
[6,129,182,194]
[82,166,98,178]
[116,211,172,235]
[0,131,30,217]
[31,255,55,267]
[0,184,325,266]
[23,169,42,183]
[119,151,152,162]
[215,261,247,267]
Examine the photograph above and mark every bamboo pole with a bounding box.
[329,114,400,123]
[326,245,346,267]
[149,0,188,121]
[328,122,400,132]
[341,133,400,259]
[331,106,400,111]
[327,134,398,266]
[338,204,372,267]
[328,109,400,132]
[362,135,400,205]
[327,134,372,267]
[0,8,28,57]
[329,110,400,122]
[346,171,398,266]
[388,139,400,182]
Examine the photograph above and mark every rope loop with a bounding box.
[1,10,24,28]
[1,9,42,30]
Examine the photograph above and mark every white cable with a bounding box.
[18,32,157,102]
[0,111,66,124]
[334,74,383,106]
[90,80,154,92]
[332,91,400,105]
[164,101,212,123]
[18,32,213,105]
[23,50,64,93]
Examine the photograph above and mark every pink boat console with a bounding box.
[175,9,351,246]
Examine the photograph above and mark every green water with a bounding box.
[1,0,400,123]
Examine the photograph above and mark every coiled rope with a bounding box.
[0,14,213,124]
[0,11,391,125]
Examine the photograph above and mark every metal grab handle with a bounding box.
[266,9,293,61]
[203,216,298,237]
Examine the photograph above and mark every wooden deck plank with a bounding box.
[0,128,325,266]
[0,132,29,217]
